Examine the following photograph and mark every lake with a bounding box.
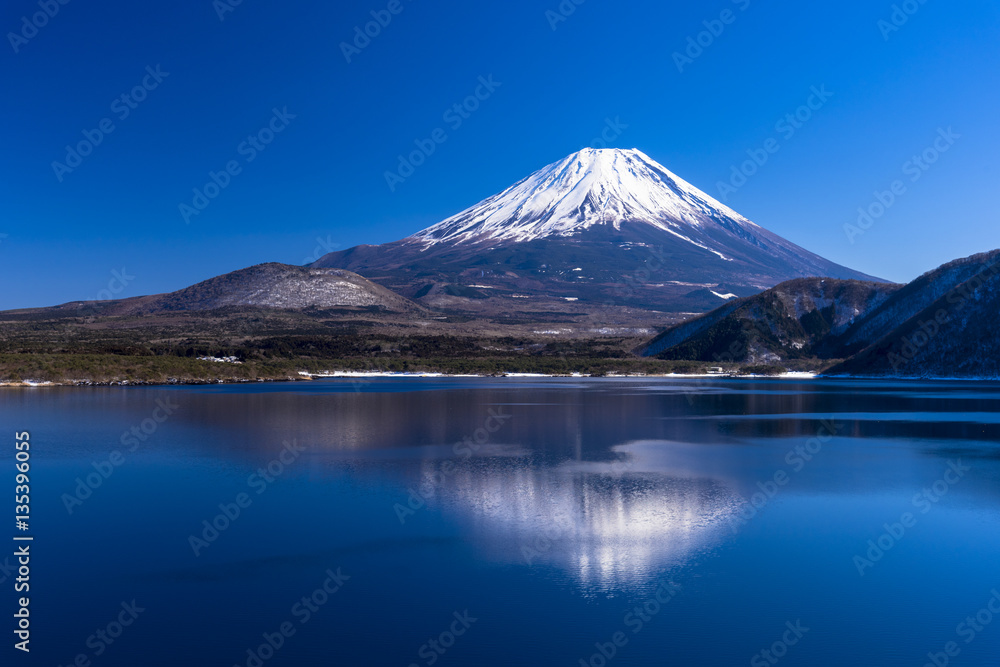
[8,377,1000,666]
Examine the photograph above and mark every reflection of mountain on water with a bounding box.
[161,378,862,463]
[414,442,744,591]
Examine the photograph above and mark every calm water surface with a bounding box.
[7,377,1000,666]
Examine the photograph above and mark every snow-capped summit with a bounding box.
[312,147,882,314]
[409,148,757,250]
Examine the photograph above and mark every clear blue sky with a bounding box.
[2,0,998,309]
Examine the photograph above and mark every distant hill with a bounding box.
[635,277,900,363]
[637,249,1000,379]
[17,263,424,317]
[816,250,1000,359]
[828,250,1000,378]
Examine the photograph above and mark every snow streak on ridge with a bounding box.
[408,148,759,250]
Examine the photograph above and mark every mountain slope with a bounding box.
[818,249,1000,357]
[312,148,879,313]
[828,251,1000,377]
[35,264,424,317]
[636,278,901,362]
[410,148,765,246]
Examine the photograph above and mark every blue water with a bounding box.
[6,377,1000,666]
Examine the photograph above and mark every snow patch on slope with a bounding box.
[408,148,759,254]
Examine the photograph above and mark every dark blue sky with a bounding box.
[3,0,998,309]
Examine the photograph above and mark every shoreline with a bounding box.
[5,370,997,388]
[0,370,814,387]
[18,370,965,388]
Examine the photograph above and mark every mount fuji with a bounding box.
[312,148,881,313]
